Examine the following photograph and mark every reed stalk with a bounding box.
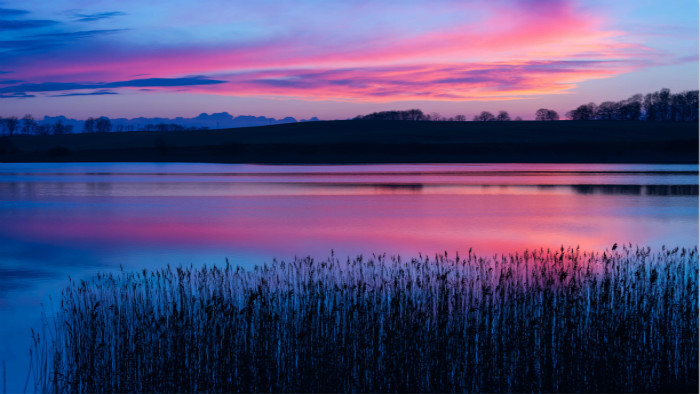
[31,245,699,392]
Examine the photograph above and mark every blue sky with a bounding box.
[0,0,696,119]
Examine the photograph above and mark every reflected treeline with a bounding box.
[570,184,699,196]
[0,182,113,197]
[373,183,423,192]
[4,182,697,197]
[645,184,700,196]
[0,267,55,293]
[305,182,425,192]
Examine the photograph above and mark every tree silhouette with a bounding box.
[1,116,19,135]
[406,109,425,120]
[569,89,698,122]
[565,103,596,120]
[535,108,559,121]
[618,95,642,121]
[668,90,699,121]
[95,117,112,133]
[36,124,51,135]
[354,109,427,121]
[644,88,671,121]
[496,111,511,121]
[473,111,496,121]
[656,88,670,120]
[52,120,73,135]
[595,101,619,120]
[22,115,37,134]
[429,112,443,121]
[682,90,699,121]
[84,117,96,133]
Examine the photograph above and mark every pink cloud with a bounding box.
[187,60,641,102]
[4,0,661,102]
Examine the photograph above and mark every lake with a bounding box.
[0,162,698,390]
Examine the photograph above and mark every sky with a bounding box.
[0,0,697,120]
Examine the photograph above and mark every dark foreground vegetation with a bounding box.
[2,120,698,164]
[31,246,698,392]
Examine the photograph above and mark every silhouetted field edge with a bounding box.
[30,245,699,393]
[3,120,698,164]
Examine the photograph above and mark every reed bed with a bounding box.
[31,245,698,392]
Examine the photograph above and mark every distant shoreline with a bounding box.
[1,120,697,164]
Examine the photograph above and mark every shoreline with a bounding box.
[1,120,697,164]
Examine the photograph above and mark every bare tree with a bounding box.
[52,120,71,135]
[454,114,466,121]
[565,89,700,122]
[657,88,671,121]
[473,111,496,121]
[354,109,426,121]
[22,114,37,134]
[1,116,19,135]
[430,112,443,121]
[36,124,51,135]
[682,90,699,121]
[95,116,112,133]
[618,95,642,121]
[594,101,620,120]
[535,108,559,121]
[668,90,699,122]
[406,109,425,121]
[496,111,511,121]
[644,88,671,121]
[566,103,596,120]
[84,117,96,133]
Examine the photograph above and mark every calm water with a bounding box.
[0,162,698,390]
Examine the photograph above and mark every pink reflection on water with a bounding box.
[11,191,697,258]
[0,163,697,394]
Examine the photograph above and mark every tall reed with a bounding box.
[31,245,698,392]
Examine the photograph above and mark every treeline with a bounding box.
[140,123,209,132]
[354,88,698,123]
[566,88,698,121]
[1,88,696,136]
[355,109,524,122]
[0,115,74,136]
[0,115,210,136]
[354,108,560,122]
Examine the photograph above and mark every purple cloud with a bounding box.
[74,11,126,22]
[0,77,227,95]
[0,19,58,30]
[49,90,119,97]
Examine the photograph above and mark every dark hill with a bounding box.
[1,120,697,164]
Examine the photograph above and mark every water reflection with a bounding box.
[570,184,700,195]
[1,181,698,197]
[0,163,697,391]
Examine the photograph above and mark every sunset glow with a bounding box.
[0,0,696,118]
